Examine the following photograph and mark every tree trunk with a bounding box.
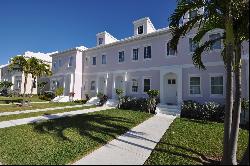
[23,76,27,96]
[222,44,234,164]
[222,5,235,164]
[229,43,242,165]
[240,141,249,165]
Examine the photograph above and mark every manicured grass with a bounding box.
[0,102,82,113]
[0,109,152,165]
[145,118,249,165]
[0,96,46,103]
[0,105,95,122]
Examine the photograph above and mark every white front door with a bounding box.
[165,74,177,105]
[98,77,106,94]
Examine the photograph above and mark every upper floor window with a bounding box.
[189,9,198,20]
[118,51,125,63]
[167,42,175,56]
[144,46,151,59]
[59,59,62,67]
[53,62,57,69]
[99,38,104,45]
[132,48,139,61]
[209,33,222,50]
[143,78,151,92]
[92,57,97,66]
[211,76,223,95]
[102,55,107,65]
[69,56,73,67]
[189,76,201,95]
[138,25,144,35]
[131,79,139,93]
[189,38,199,52]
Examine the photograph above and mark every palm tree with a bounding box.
[28,57,52,95]
[169,0,248,164]
[8,56,30,96]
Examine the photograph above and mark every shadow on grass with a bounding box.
[31,113,134,144]
[156,143,220,165]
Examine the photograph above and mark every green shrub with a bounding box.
[39,91,55,101]
[73,99,87,104]
[55,87,64,97]
[181,100,225,122]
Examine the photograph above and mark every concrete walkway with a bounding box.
[73,114,176,165]
[0,106,113,129]
[0,104,86,117]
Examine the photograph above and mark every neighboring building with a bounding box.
[0,51,56,95]
[50,46,87,99]
[47,16,249,107]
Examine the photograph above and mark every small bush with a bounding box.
[39,91,55,101]
[74,99,87,104]
[97,93,108,106]
[55,87,64,97]
[181,100,225,122]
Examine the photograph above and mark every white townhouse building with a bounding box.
[0,51,57,95]
[51,16,249,107]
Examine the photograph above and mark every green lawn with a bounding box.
[0,105,95,122]
[0,102,83,113]
[145,118,249,165]
[0,109,152,165]
[0,95,46,103]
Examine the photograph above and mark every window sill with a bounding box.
[165,55,177,58]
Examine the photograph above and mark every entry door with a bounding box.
[99,78,105,94]
[64,75,71,96]
[166,78,177,105]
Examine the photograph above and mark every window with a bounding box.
[211,76,223,95]
[59,59,62,67]
[102,55,107,64]
[90,81,96,91]
[144,46,151,59]
[189,9,198,20]
[69,57,73,67]
[168,79,176,85]
[131,79,139,93]
[209,33,222,50]
[167,42,175,56]
[53,62,57,69]
[138,25,144,34]
[190,77,201,95]
[143,78,151,92]
[189,38,199,52]
[99,38,104,45]
[92,57,96,65]
[132,48,139,61]
[118,51,125,63]
[16,80,22,89]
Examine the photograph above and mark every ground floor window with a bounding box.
[90,81,96,91]
[143,78,151,92]
[189,76,201,95]
[211,76,223,95]
[131,79,139,93]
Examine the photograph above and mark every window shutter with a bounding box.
[148,46,151,58]
[167,43,170,55]
[144,47,147,58]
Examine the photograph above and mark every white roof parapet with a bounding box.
[133,17,156,31]
[50,45,88,57]
[22,51,57,63]
[0,64,9,69]
[96,31,119,42]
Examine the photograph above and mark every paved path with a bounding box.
[73,114,176,165]
[0,106,113,129]
[0,104,86,117]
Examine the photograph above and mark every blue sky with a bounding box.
[0,0,177,65]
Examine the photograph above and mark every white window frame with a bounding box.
[137,25,144,35]
[68,56,74,67]
[118,50,125,64]
[209,73,225,98]
[101,54,107,65]
[130,77,139,94]
[207,30,224,53]
[142,76,152,94]
[143,44,152,61]
[188,74,202,97]
[165,41,176,58]
[92,56,97,66]
[131,47,140,62]
[90,80,96,91]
